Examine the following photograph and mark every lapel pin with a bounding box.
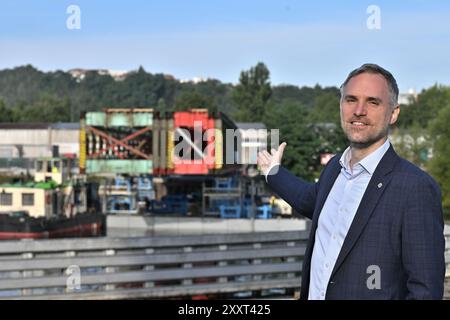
[377,183,383,188]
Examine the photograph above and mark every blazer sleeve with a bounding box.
[266,165,318,220]
[401,175,446,300]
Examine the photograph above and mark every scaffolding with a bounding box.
[202,176,243,218]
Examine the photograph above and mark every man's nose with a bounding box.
[353,102,367,116]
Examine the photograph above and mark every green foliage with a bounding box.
[263,85,346,179]
[232,62,272,122]
[110,67,170,109]
[307,91,341,125]
[428,100,450,210]
[2,63,450,212]
[0,99,14,122]
[174,91,216,112]
[0,65,48,107]
[272,84,339,110]
[0,65,234,119]
[174,79,233,113]
[13,93,71,122]
[390,85,450,220]
[396,85,450,128]
[390,125,431,169]
[264,101,321,181]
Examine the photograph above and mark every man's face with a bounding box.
[340,72,400,149]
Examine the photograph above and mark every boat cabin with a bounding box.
[0,181,61,218]
[34,156,74,185]
[0,156,80,218]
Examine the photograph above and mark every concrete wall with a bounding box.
[107,215,309,237]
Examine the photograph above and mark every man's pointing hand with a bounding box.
[257,142,287,177]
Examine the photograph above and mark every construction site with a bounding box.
[0,107,308,300]
[0,108,300,238]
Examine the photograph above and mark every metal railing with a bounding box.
[0,227,448,300]
[0,231,308,299]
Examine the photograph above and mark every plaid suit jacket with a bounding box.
[267,145,445,299]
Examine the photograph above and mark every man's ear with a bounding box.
[389,105,400,125]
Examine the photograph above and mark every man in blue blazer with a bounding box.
[258,64,445,300]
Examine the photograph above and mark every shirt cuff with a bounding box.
[265,164,280,183]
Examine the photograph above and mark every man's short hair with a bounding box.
[340,63,399,108]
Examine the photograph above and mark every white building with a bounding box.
[179,76,209,84]
[68,69,129,81]
[0,123,80,174]
[398,88,418,105]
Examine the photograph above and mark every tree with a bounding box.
[0,99,13,122]
[306,91,347,157]
[396,85,450,129]
[15,94,71,122]
[0,65,44,108]
[264,100,321,181]
[174,91,216,112]
[271,84,340,110]
[232,62,272,122]
[307,91,341,125]
[390,125,431,169]
[179,79,232,114]
[428,101,450,214]
[75,71,115,114]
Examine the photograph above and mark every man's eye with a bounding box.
[369,100,379,105]
[346,98,356,103]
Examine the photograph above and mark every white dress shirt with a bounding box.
[308,139,390,300]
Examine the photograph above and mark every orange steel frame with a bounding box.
[86,125,152,160]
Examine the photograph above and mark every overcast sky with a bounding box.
[1,0,449,92]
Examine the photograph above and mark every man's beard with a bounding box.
[345,125,389,150]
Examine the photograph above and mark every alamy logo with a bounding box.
[66,5,81,30]
[366,5,381,30]
[366,265,381,290]
[66,265,81,291]
[172,121,279,167]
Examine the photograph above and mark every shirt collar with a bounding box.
[339,139,391,175]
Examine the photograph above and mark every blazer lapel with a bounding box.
[329,145,400,279]
[311,158,342,230]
